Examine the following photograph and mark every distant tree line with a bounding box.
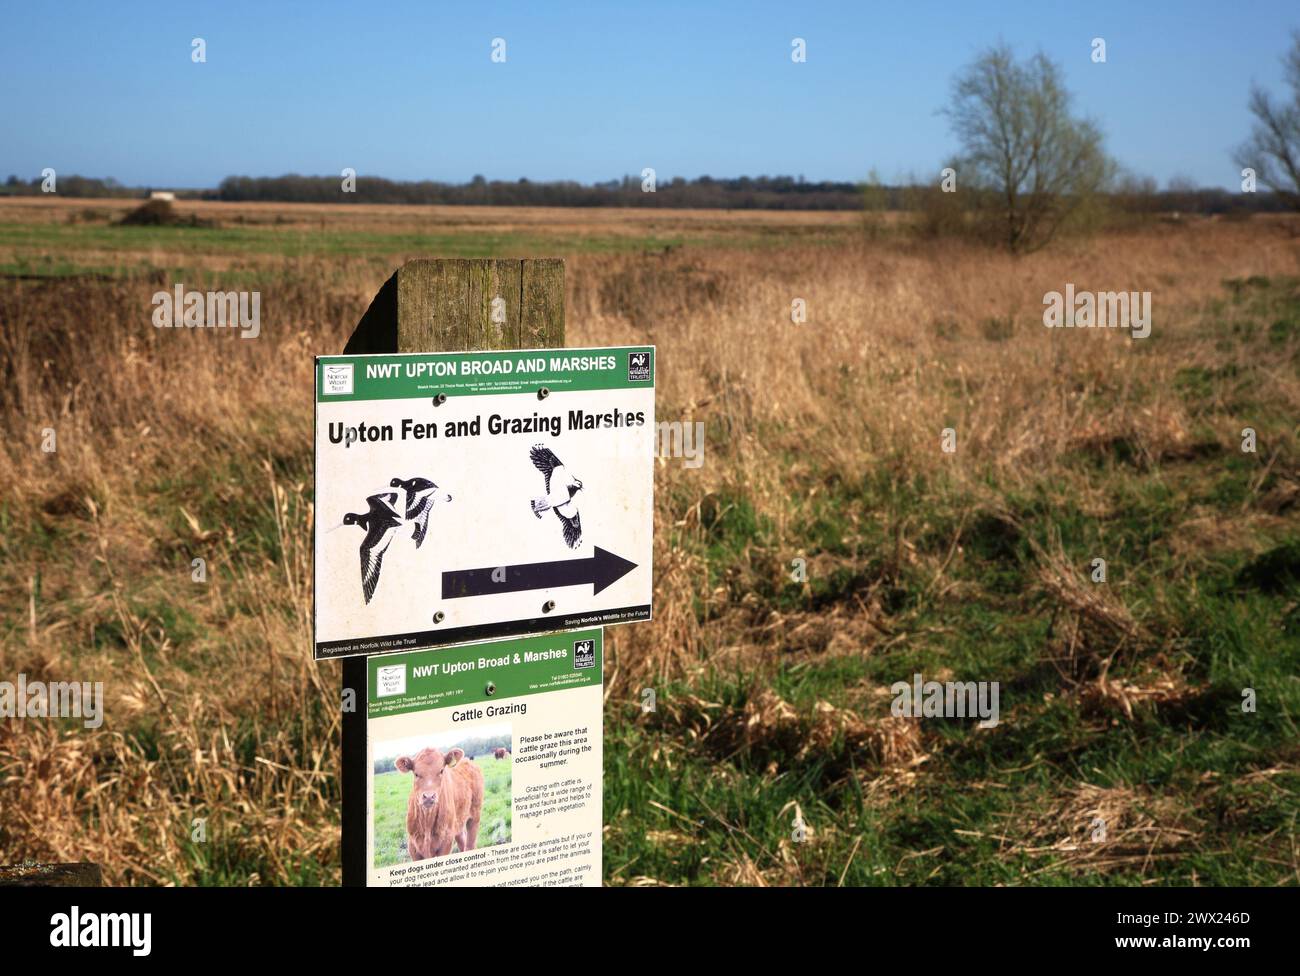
[4,170,1290,216]
[213,173,865,209]
[2,174,140,198]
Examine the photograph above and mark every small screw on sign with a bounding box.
[537,387,550,400]
[433,611,445,624]
[432,394,447,406]
[542,600,556,613]
[485,682,496,697]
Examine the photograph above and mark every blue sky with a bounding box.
[2,0,1295,190]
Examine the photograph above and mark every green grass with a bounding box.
[373,758,512,868]
[0,220,853,271]
[606,598,1299,886]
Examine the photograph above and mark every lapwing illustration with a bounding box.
[342,491,403,604]
[389,476,452,549]
[529,444,583,548]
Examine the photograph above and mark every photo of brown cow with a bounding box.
[373,728,512,867]
[395,747,484,860]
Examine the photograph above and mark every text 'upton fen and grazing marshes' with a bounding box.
[313,346,655,659]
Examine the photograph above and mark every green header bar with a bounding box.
[367,629,603,719]
[317,345,653,402]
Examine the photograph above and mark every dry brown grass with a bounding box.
[961,783,1203,876]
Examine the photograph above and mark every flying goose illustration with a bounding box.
[389,476,452,549]
[342,491,403,603]
[529,444,583,549]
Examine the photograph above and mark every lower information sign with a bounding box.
[364,628,603,887]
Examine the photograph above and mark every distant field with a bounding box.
[0,197,1296,886]
[0,197,861,279]
[373,760,512,869]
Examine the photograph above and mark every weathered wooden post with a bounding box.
[339,258,565,886]
[341,258,565,355]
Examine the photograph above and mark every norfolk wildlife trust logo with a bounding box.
[627,350,652,382]
[322,362,354,395]
[152,283,261,338]
[1,673,103,729]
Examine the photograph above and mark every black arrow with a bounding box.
[441,546,638,600]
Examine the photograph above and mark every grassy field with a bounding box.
[0,198,1296,885]
[373,759,512,868]
[0,197,859,278]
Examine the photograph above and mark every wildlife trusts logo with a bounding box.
[151,283,260,338]
[573,638,595,669]
[628,351,652,382]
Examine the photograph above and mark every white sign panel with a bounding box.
[314,346,654,659]
[364,629,603,887]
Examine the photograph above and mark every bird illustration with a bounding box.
[529,444,583,548]
[389,476,452,549]
[342,491,403,603]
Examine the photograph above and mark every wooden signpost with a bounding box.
[336,258,631,886]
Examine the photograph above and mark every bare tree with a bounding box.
[1235,32,1300,209]
[946,44,1114,253]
